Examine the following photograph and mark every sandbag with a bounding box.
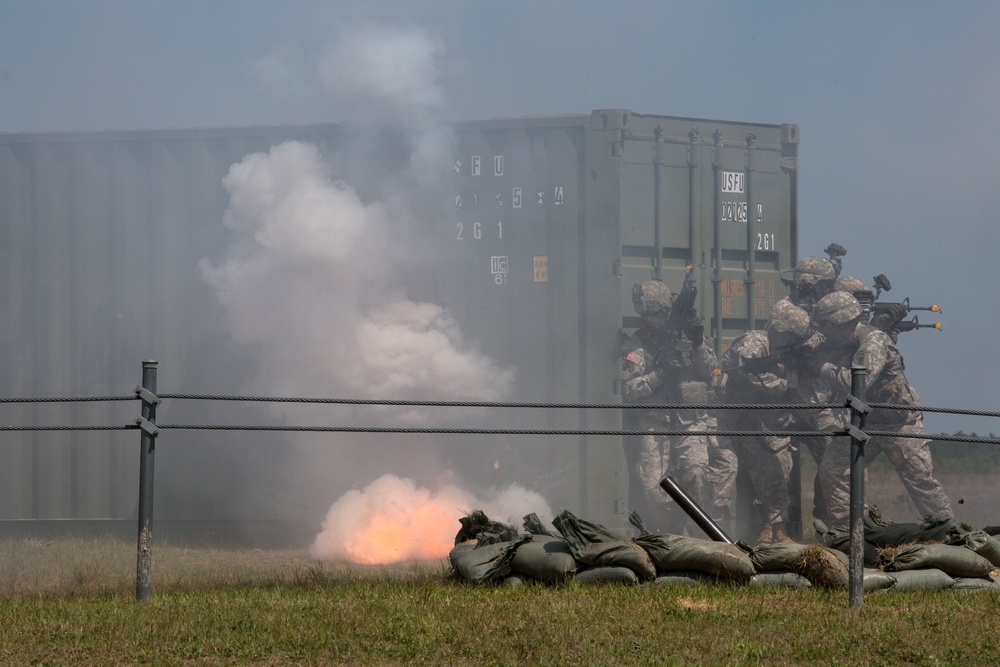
[749,571,812,588]
[945,530,1000,568]
[863,506,957,547]
[953,576,999,591]
[863,569,896,592]
[574,566,639,585]
[748,542,848,589]
[880,568,955,591]
[455,510,519,545]
[812,519,879,567]
[553,510,656,581]
[503,573,527,588]
[449,536,530,584]
[878,543,994,578]
[522,513,556,537]
[634,533,755,583]
[983,525,1000,537]
[510,534,577,583]
[653,570,722,587]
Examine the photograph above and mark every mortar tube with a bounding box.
[659,475,734,544]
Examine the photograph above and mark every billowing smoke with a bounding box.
[310,473,553,564]
[317,23,450,183]
[200,23,535,545]
[199,140,512,407]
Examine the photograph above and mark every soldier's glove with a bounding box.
[686,318,705,347]
[871,303,908,332]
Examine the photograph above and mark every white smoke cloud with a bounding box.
[310,473,553,564]
[318,23,453,184]
[200,139,513,406]
[318,24,447,117]
[202,22,532,534]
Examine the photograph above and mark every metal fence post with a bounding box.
[136,360,159,602]
[848,365,869,610]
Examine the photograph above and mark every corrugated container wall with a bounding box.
[0,110,797,531]
[442,110,798,527]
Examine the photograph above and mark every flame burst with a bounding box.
[310,473,552,565]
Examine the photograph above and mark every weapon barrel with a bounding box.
[659,475,733,543]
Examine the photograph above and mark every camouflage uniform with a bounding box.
[812,292,953,527]
[622,282,718,534]
[720,299,813,542]
[781,256,838,312]
[705,410,738,524]
[768,258,839,523]
[720,331,795,537]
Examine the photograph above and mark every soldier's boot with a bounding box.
[757,523,773,545]
[772,522,794,543]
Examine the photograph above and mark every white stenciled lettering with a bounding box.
[554,186,564,206]
[721,171,744,193]
[721,200,748,222]
[494,155,503,176]
[471,156,481,177]
[512,187,522,208]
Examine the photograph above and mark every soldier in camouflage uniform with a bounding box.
[835,274,911,343]
[622,280,718,534]
[720,300,812,543]
[772,256,840,522]
[779,256,839,311]
[811,291,953,527]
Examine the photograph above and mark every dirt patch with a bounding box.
[676,597,717,611]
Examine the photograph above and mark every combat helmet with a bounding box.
[793,256,837,284]
[767,299,811,338]
[812,292,863,326]
[632,280,674,317]
[835,275,870,294]
[787,256,837,305]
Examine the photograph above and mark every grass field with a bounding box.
[0,536,998,666]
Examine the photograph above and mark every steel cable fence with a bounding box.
[2,361,999,606]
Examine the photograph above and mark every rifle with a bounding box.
[870,296,942,333]
[721,339,859,377]
[721,343,809,376]
[651,266,700,370]
[893,315,942,333]
[664,265,698,336]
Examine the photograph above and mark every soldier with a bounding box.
[834,275,873,307]
[774,255,839,518]
[810,291,954,527]
[720,300,812,543]
[622,280,718,534]
[781,256,839,310]
[835,275,909,341]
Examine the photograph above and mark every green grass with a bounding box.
[0,537,998,665]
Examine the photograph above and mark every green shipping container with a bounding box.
[440,109,798,528]
[0,109,798,538]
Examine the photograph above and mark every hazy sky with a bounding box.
[2,0,998,435]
